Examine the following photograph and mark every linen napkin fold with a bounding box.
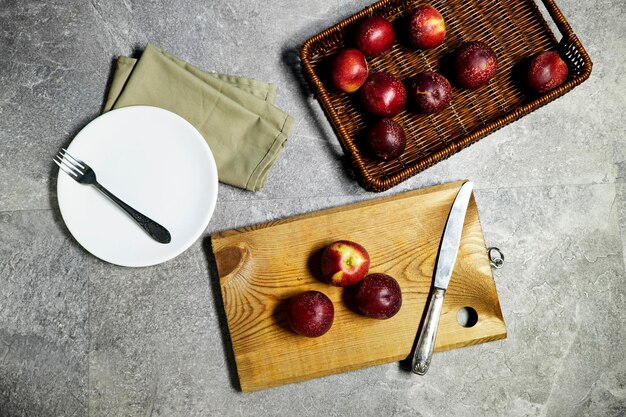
[103,43,294,191]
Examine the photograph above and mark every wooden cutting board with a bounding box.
[211,181,506,392]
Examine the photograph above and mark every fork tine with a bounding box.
[54,158,79,178]
[55,154,83,176]
[56,150,85,175]
[60,148,85,169]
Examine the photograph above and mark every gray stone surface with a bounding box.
[0,0,625,416]
[0,210,89,416]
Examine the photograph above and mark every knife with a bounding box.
[411,181,474,375]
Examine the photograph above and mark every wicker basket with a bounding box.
[300,0,592,192]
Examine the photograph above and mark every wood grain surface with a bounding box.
[211,181,506,392]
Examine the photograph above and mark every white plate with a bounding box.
[57,106,218,267]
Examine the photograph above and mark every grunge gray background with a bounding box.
[1,0,624,415]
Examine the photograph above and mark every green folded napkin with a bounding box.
[103,43,294,191]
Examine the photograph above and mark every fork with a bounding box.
[54,148,172,244]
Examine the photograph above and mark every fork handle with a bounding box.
[94,183,171,244]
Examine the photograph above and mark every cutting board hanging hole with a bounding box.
[457,307,479,328]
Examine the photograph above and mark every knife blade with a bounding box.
[411,181,474,375]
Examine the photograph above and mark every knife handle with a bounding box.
[411,287,446,375]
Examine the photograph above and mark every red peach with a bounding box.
[360,72,407,118]
[330,48,369,93]
[408,6,446,49]
[355,16,395,56]
[321,240,370,286]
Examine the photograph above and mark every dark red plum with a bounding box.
[454,41,497,89]
[408,71,452,114]
[286,291,334,337]
[355,273,402,319]
[366,118,406,160]
[527,51,568,93]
